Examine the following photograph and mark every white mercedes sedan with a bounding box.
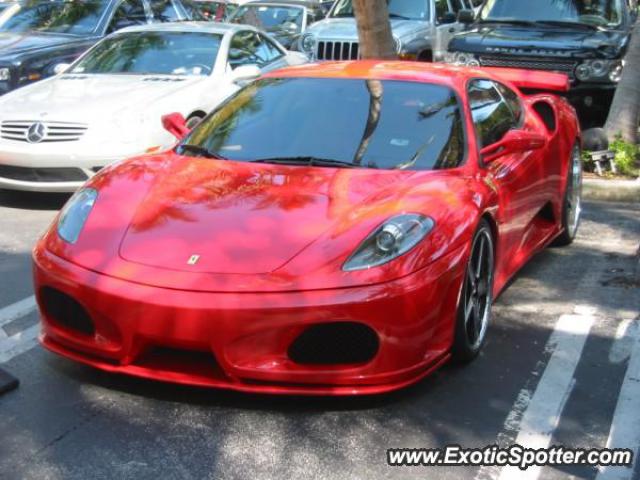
[0,22,307,192]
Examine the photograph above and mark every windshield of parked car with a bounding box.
[182,78,465,171]
[0,1,109,35]
[229,5,304,35]
[70,32,222,75]
[331,0,430,21]
[480,0,625,28]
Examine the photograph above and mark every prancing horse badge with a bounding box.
[187,255,200,265]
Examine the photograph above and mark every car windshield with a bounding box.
[331,0,430,21]
[0,1,109,35]
[183,78,465,171]
[70,31,222,75]
[229,5,304,35]
[480,0,625,28]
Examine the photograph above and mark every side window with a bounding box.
[228,31,282,69]
[108,0,147,33]
[468,79,517,148]
[149,0,180,22]
[434,0,451,22]
[494,82,524,126]
[450,0,466,13]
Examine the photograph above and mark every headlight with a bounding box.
[301,34,316,52]
[343,214,435,271]
[443,51,480,67]
[57,188,98,244]
[0,67,10,81]
[575,59,623,82]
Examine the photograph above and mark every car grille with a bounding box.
[0,121,88,143]
[0,165,89,182]
[316,40,360,60]
[479,56,578,80]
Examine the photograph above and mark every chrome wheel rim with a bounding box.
[463,229,494,350]
[566,148,583,236]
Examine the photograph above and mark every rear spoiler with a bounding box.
[482,68,570,93]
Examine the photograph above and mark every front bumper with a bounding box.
[33,244,466,395]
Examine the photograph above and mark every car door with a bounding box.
[433,0,466,60]
[227,30,287,73]
[106,0,149,35]
[468,79,547,271]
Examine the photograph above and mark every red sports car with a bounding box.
[33,61,582,395]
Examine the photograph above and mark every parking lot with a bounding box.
[0,191,638,480]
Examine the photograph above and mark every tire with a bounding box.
[451,219,495,364]
[553,145,583,247]
[185,114,204,130]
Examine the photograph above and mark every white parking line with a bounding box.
[497,311,596,480]
[597,321,640,480]
[0,295,37,328]
[0,295,39,362]
[0,324,40,363]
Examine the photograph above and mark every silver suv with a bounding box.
[298,0,475,62]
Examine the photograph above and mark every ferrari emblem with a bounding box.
[187,255,200,265]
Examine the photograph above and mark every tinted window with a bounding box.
[480,0,624,27]
[435,0,451,20]
[230,5,305,35]
[183,78,465,171]
[149,0,180,21]
[0,1,108,34]
[468,79,516,147]
[331,0,430,20]
[228,31,282,68]
[494,82,523,125]
[108,0,147,33]
[71,32,221,75]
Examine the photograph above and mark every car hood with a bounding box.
[0,31,87,57]
[0,74,207,122]
[450,24,628,58]
[118,157,422,275]
[45,153,477,292]
[307,18,428,41]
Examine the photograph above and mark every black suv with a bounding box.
[0,0,203,95]
[444,0,634,126]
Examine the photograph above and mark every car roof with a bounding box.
[264,61,571,94]
[242,0,323,8]
[262,61,476,89]
[117,21,254,35]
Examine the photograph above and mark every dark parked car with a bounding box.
[444,0,635,126]
[0,0,204,95]
[227,0,326,49]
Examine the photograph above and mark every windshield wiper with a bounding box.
[250,156,358,169]
[389,13,411,20]
[480,18,538,27]
[178,144,227,160]
[535,20,600,30]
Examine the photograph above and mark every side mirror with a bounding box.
[440,12,457,24]
[162,112,190,141]
[230,64,261,84]
[458,9,475,24]
[481,130,546,163]
[54,63,70,75]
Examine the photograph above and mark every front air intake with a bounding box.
[288,322,379,365]
[40,287,95,336]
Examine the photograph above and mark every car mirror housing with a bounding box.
[481,130,546,164]
[230,64,261,84]
[162,112,190,141]
[54,63,71,75]
[458,10,475,24]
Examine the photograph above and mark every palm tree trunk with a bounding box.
[352,0,397,59]
[604,17,640,143]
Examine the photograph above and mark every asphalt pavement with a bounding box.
[0,190,638,480]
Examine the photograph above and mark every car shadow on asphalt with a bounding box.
[0,189,71,211]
